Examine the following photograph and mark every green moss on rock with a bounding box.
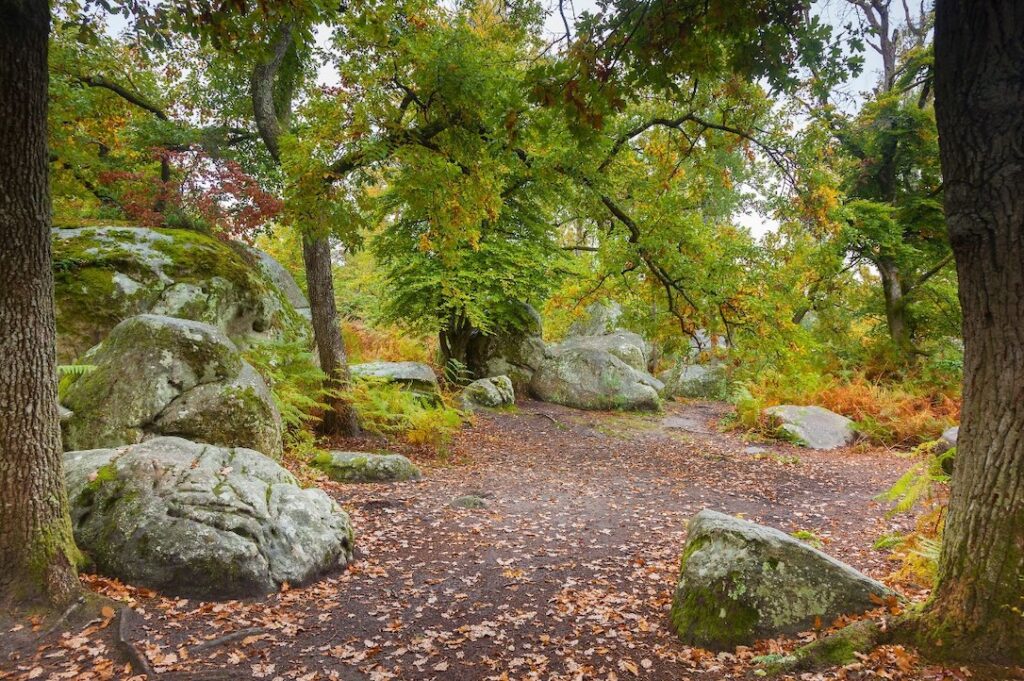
[670,510,893,651]
[313,451,422,483]
[52,226,307,364]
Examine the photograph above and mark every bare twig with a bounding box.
[189,627,268,654]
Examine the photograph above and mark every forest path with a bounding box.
[9,401,927,681]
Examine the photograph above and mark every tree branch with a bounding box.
[76,74,168,120]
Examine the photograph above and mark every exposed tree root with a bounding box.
[761,618,890,676]
[189,626,267,654]
[118,606,158,678]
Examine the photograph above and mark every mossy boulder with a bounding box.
[670,510,892,650]
[530,346,662,411]
[460,375,515,410]
[558,329,650,372]
[61,315,282,456]
[658,361,728,400]
[52,225,306,363]
[350,361,440,399]
[64,437,354,599]
[313,451,422,483]
[763,405,856,450]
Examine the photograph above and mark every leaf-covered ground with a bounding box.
[1,401,993,680]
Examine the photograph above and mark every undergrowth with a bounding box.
[875,440,952,585]
[726,373,959,448]
[343,319,436,366]
[348,377,464,454]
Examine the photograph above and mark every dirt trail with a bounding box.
[4,401,932,681]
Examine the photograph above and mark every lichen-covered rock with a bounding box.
[64,437,353,599]
[313,451,422,483]
[658,362,728,399]
[52,226,306,363]
[558,330,649,372]
[154,363,282,458]
[763,405,856,450]
[460,376,515,410]
[246,245,310,318]
[530,347,662,411]
[61,315,282,455]
[350,361,440,399]
[936,425,958,453]
[567,301,623,337]
[670,510,892,650]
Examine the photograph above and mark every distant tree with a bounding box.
[836,1,955,359]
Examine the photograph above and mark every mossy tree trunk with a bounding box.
[920,0,1024,664]
[0,0,82,611]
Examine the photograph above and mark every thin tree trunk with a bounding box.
[0,0,81,611]
[919,0,1024,664]
[302,234,360,436]
[877,257,913,356]
[249,26,359,437]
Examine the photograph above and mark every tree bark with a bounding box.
[920,0,1024,664]
[302,235,360,436]
[0,0,82,611]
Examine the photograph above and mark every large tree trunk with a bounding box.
[439,314,475,374]
[0,0,81,611]
[920,0,1024,664]
[302,234,360,436]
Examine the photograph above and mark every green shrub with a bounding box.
[348,377,464,453]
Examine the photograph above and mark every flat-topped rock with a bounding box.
[313,451,422,483]
[763,405,856,450]
[350,361,439,396]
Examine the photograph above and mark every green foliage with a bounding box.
[57,364,98,399]
[243,332,332,434]
[878,443,953,515]
[443,357,472,386]
[348,378,463,452]
[57,364,97,377]
[790,530,824,549]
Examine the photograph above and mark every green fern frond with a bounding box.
[57,364,97,376]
